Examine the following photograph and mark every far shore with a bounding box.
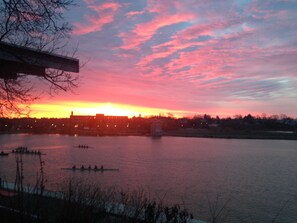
[0,128,297,140]
[163,128,297,140]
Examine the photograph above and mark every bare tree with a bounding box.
[0,0,79,116]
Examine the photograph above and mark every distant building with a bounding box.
[69,112,129,135]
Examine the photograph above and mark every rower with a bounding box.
[88,165,91,170]
[100,165,104,170]
[81,165,85,170]
[94,165,98,170]
[72,165,76,169]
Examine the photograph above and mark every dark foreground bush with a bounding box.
[0,178,194,223]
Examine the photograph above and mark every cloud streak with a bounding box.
[73,1,121,35]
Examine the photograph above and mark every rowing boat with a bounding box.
[61,168,119,172]
[73,145,91,149]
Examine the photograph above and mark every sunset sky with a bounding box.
[32,0,297,118]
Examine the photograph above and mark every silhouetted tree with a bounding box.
[0,0,78,116]
[243,114,254,124]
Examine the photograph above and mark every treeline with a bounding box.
[173,114,297,132]
[0,114,296,135]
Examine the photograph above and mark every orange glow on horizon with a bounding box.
[28,101,194,118]
[15,101,276,119]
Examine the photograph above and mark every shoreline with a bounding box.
[163,128,297,140]
[0,129,297,140]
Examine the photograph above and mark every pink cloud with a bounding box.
[136,18,248,68]
[137,29,256,83]
[120,0,195,50]
[120,13,195,50]
[126,11,145,17]
[146,0,176,14]
[73,1,120,35]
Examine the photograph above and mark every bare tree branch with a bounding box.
[0,0,79,117]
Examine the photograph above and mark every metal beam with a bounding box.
[0,60,46,79]
[0,41,79,74]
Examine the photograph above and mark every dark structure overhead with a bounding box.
[0,41,79,79]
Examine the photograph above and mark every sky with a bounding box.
[31,0,297,118]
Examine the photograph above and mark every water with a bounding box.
[0,134,297,222]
